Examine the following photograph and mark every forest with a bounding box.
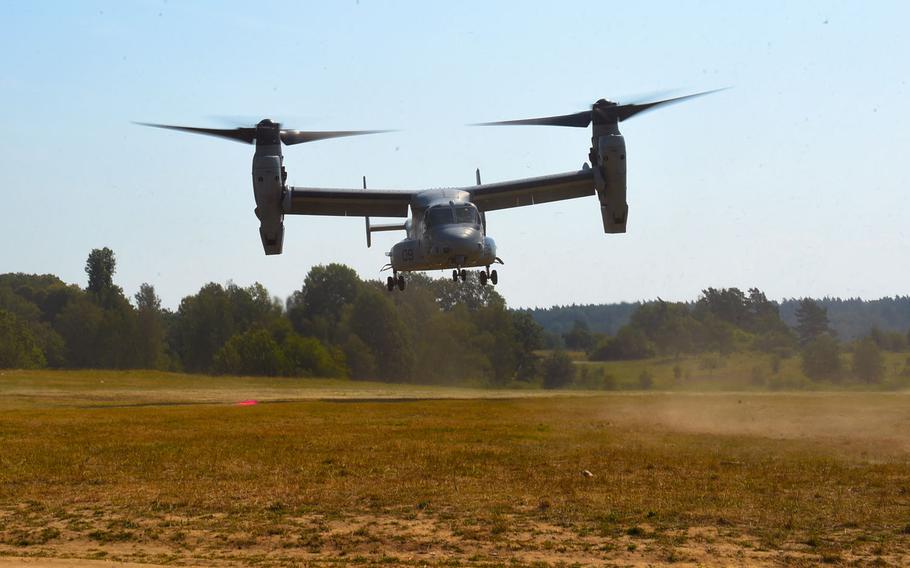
[2,248,909,387]
[0,248,543,385]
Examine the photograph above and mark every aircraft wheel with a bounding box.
[479,271,488,286]
[452,269,459,282]
[460,269,467,282]
[386,276,395,291]
[397,274,406,291]
[490,270,498,285]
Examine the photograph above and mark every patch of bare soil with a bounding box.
[2,510,907,567]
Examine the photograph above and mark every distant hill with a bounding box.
[524,296,910,341]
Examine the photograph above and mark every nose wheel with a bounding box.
[387,273,407,291]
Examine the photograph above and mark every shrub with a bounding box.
[852,339,885,383]
[801,334,842,381]
[213,328,286,376]
[541,350,575,389]
[588,327,655,361]
[283,334,347,378]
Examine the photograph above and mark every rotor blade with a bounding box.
[474,110,592,128]
[280,129,394,145]
[134,122,256,144]
[613,88,728,122]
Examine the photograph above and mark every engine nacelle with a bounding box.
[252,154,285,255]
[594,134,628,233]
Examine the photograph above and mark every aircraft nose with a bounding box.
[433,226,483,255]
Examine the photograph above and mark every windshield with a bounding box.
[455,205,479,225]
[426,207,454,228]
[426,204,479,228]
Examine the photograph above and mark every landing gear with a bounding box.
[477,267,498,286]
[460,269,467,282]
[388,272,406,292]
[452,269,459,282]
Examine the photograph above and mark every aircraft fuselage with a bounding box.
[388,189,497,272]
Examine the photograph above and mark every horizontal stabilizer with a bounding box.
[365,217,407,248]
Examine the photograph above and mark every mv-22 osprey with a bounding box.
[139,90,718,291]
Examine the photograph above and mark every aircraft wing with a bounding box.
[284,187,415,217]
[467,168,595,212]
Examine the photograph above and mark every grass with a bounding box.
[0,370,909,566]
[571,350,910,391]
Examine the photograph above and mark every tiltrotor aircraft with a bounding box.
[139,90,718,291]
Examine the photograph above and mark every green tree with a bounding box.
[346,288,414,381]
[85,247,122,307]
[629,301,701,356]
[287,264,361,342]
[54,295,104,367]
[342,334,378,379]
[795,298,831,346]
[283,333,347,378]
[801,334,842,381]
[430,272,504,311]
[511,311,544,381]
[172,283,236,372]
[135,283,167,369]
[469,296,518,385]
[213,328,287,376]
[589,326,655,361]
[852,339,885,383]
[0,309,45,368]
[562,319,594,350]
[541,350,574,389]
[172,282,280,372]
[695,287,749,328]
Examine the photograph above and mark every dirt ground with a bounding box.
[1,372,909,566]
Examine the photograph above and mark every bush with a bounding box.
[588,327,655,361]
[852,339,885,383]
[213,328,286,376]
[283,334,347,378]
[541,350,575,389]
[801,334,842,381]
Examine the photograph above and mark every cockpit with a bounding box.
[425,204,480,228]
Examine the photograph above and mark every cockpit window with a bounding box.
[426,204,479,228]
[426,207,454,228]
[455,205,479,225]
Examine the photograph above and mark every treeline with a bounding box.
[526,295,910,342]
[561,287,910,384]
[0,248,548,385]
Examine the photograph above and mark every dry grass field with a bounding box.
[1,370,910,566]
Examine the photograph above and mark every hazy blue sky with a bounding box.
[2,1,908,309]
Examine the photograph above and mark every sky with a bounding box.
[1,1,908,310]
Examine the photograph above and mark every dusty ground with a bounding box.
[1,370,909,566]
